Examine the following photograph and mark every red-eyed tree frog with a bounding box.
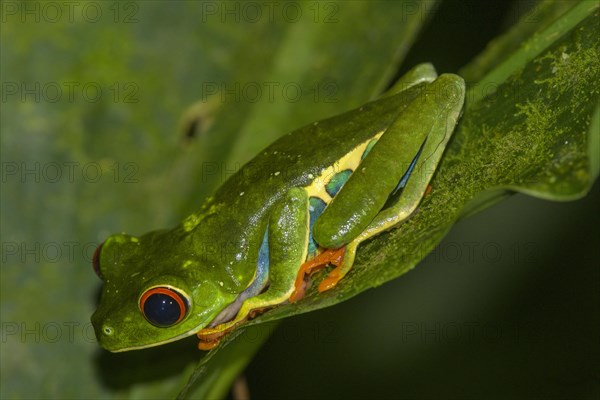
[91,63,465,351]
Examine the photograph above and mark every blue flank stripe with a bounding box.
[391,140,426,197]
[256,228,269,280]
[241,227,270,299]
[308,197,327,257]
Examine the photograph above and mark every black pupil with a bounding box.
[143,292,183,326]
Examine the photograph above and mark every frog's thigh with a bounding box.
[235,188,310,317]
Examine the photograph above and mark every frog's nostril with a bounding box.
[103,325,114,336]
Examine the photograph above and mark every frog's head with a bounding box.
[90,230,237,352]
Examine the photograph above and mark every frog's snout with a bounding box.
[91,311,116,344]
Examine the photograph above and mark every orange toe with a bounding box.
[198,339,219,351]
[318,268,342,292]
[292,247,346,300]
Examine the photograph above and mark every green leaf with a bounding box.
[459,0,579,82]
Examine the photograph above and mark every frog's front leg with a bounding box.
[306,74,465,291]
[197,188,310,350]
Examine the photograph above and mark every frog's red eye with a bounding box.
[92,243,103,279]
[140,287,189,327]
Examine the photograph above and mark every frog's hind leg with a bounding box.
[198,188,310,349]
[309,74,465,292]
[357,75,465,242]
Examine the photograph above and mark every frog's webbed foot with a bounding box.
[290,246,355,303]
[196,302,280,350]
[197,328,226,351]
[197,319,244,350]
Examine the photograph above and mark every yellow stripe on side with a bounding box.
[303,131,384,203]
